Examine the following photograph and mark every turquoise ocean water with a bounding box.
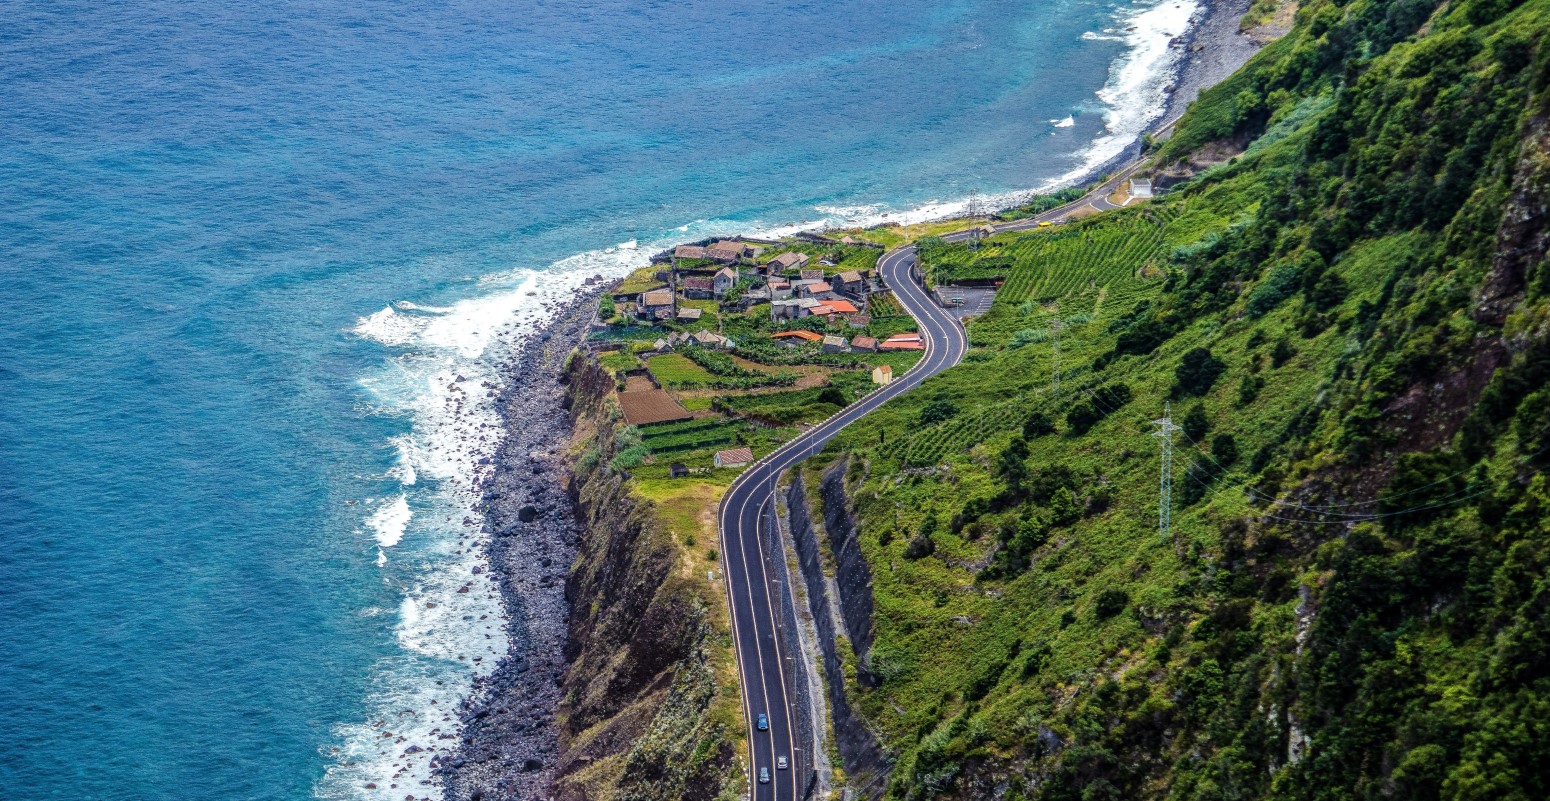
[0,1,1198,798]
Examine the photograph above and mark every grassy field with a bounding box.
[645,353,716,386]
[615,266,666,295]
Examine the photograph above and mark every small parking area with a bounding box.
[935,285,998,318]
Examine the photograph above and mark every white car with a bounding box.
[758,767,770,784]
[777,755,789,770]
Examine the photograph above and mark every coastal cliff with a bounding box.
[549,353,744,801]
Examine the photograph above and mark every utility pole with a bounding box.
[1152,402,1180,540]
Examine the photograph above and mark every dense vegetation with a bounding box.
[811,0,1550,798]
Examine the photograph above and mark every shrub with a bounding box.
[1094,589,1130,619]
[919,397,959,425]
[1174,348,1226,396]
[1271,339,1296,367]
[1212,433,1239,467]
[1183,405,1210,441]
[1024,411,1057,437]
[1245,262,1304,317]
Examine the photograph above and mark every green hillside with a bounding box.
[814,0,1550,798]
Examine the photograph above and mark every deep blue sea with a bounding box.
[0,1,1197,798]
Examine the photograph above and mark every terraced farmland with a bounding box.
[931,208,1181,346]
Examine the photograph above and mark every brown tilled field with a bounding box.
[618,389,692,426]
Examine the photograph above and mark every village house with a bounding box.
[652,338,670,351]
[680,276,715,300]
[832,270,866,298]
[767,279,793,300]
[691,330,729,349]
[821,335,849,354]
[798,281,834,299]
[765,251,809,273]
[713,266,739,296]
[706,240,748,263]
[770,297,822,321]
[846,313,871,328]
[676,307,703,322]
[814,299,859,316]
[673,244,707,263]
[770,299,801,321]
[850,335,878,352]
[799,268,824,282]
[714,447,754,468]
[640,289,674,321]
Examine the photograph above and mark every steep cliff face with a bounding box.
[550,354,741,801]
[787,464,891,798]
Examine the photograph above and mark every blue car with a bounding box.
[756,713,769,731]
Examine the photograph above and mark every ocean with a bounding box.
[0,0,1197,798]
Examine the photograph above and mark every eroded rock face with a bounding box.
[548,353,737,801]
[788,465,892,800]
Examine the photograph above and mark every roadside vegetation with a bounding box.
[805,0,1550,797]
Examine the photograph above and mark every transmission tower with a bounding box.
[1151,402,1180,540]
[967,189,981,249]
[1050,318,1064,394]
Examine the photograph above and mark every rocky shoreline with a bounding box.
[434,284,604,801]
[1164,0,1261,122]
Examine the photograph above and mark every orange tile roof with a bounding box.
[772,330,823,341]
[818,299,859,314]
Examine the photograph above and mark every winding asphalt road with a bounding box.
[715,239,968,800]
[713,116,1183,798]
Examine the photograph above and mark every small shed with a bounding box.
[669,463,690,479]
[1129,177,1153,199]
[715,447,754,468]
[872,364,894,385]
[822,335,849,354]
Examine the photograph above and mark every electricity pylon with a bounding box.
[967,189,981,250]
[1152,402,1180,540]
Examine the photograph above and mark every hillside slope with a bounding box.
[809,0,1550,798]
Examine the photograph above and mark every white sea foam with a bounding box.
[1043,0,1198,189]
[387,436,418,486]
[1051,114,1076,128]
[325,233,666,800]
[368,495,411,548]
